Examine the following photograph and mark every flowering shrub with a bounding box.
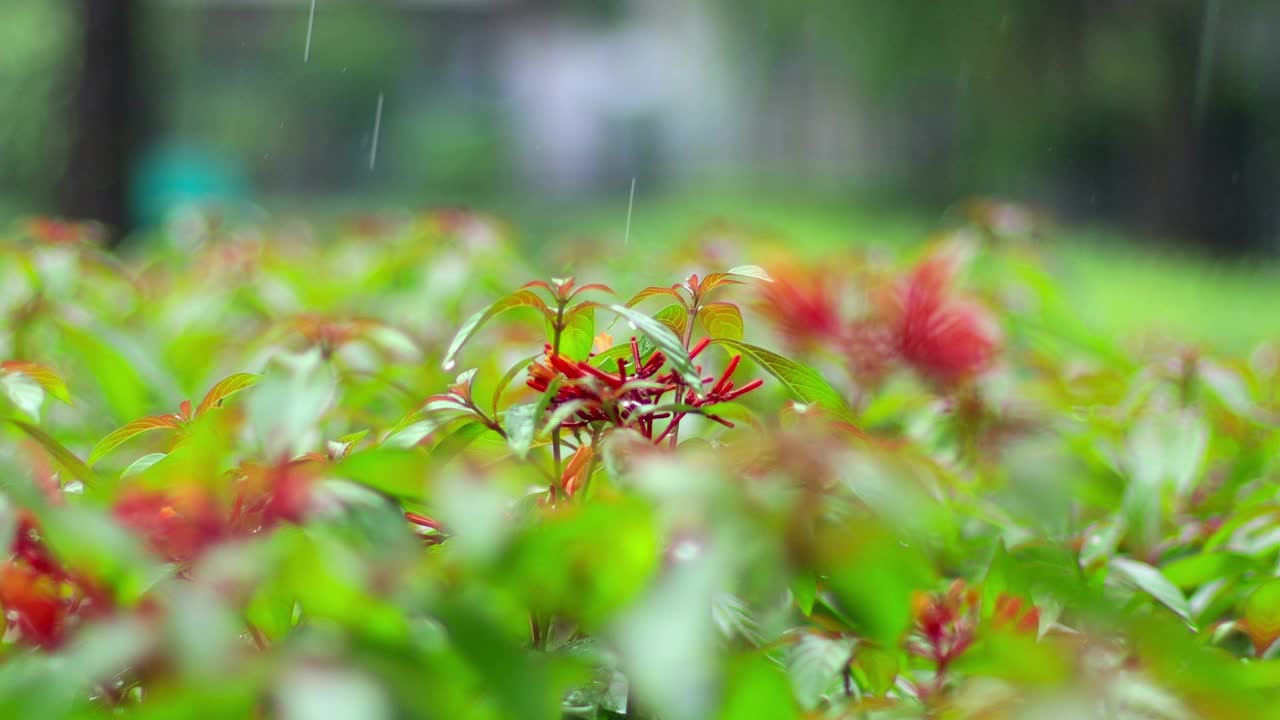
[0,207,1278,718]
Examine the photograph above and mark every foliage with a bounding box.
[0,206,1279,719]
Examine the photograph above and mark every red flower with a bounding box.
[887,253,1000,387]
[755,268,844,351]
[113,486,227,566]
[0,562,67,648]
[230,457,321,532]
[0,515,112,649]
[909,580,979,667]
[524,338,761,445]
[992,593,1040,635]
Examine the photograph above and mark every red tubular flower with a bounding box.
[887,254,1000,388]
[524,337,762,445]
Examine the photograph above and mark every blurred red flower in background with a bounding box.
[755,267,845,352]
[886,253,1001,388]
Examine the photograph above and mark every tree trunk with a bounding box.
[58,0,138,244]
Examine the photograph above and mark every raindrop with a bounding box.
[303,0,317,63]
[369,93,384,171]
[624,176,636,248]
[442,360,456,372]
[1193,0,1221,127]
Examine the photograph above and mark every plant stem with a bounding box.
[529,613,543,650]
[668,301,700,448]
[551,303,566,480]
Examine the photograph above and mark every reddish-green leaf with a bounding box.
[195,372,261,417]
[624,286,688,310]
[1,361,72,405]
[87,415,184,467]
[567,283,616,301]
[699,266,772,297]
[698,302,744,341]
[652,303,689,339]
[1242,579,1280,655]
[443,290,551,370]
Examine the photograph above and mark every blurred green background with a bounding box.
[2,0,1280,259]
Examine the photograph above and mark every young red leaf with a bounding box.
[560,444,594,496]
[568,283,616,301]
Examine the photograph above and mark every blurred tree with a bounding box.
[719,0,1280,253]
[58,0,141,241]
[0,2,75,216]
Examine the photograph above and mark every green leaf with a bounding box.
[710,339,853,421]
[605,305,701,388]
[819,521,931,646]
[11,419,100,487]
[87,414,183,467]
[652,303,689,339]
[1,372,44,420]
[490,352,541,415]
[195,372,260,417]
[588,343,634,370]
[540,399,588,437]
[718,653,798,720]
[335,448,431,501]
[786,632,854,710]
[1110,557,1194,625]
[852,645,899,696]
[725,264,773,282]
[58,322,152,423]
[555,305,595,360]
[1124,409,1208,555]
[442,290,550,370]
[1161,552,1259,591]
[697,302,744,341]
[791,572,817,616]
[503,403,539,460]
[429,421,491,464]
[120,452,167,478]
[1242,579,1280,654]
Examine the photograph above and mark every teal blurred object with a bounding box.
[131,143,249,227]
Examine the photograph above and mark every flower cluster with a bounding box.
[906,580,1040,700]
[527,335,762,444]
[908,580,981,675]
[0,512,111,649]
[759,249,1001,391]
[0,455,325,650]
